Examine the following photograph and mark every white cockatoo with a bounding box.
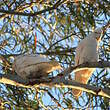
[72,28,103,98]
[12,54,62,84]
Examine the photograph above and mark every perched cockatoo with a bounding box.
[12,54,62,83]
[72,28,103,98]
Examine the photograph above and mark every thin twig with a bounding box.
[43,89,65,110]
[48,32,77,50]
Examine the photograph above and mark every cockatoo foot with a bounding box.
[27,80,37,85]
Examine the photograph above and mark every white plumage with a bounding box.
[72,28,102,98]
[12,54,62,82]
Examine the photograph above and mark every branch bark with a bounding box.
[0,61,110,98]
[56,61,110,80]
[0,0,66,17]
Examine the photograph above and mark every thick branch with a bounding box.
[0,73,110,98]
[60,61,110,78]
[0,61,110,98]
[0,0,65,16]
[0,73,30,88]
[52,78,110,98]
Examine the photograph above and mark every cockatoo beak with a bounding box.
[96,29,104,42]
[58,65,63,70]
[96,36,101,42]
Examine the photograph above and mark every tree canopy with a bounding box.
[0,0,110,109]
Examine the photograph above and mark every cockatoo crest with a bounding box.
[47,61,62,73]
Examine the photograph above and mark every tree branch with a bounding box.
[0,73,110,98]
[60,61,110,78]
[48,32,77,50]
[0,61,110,98]
[0,0,66,17]
[0,47,76,58]
[52,78,110,99]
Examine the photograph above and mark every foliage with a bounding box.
[0,0,110,109]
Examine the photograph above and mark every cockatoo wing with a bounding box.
[72,69,95,98]
[13,55,49,78]
[14,54,49,68]
[12,54,61,80]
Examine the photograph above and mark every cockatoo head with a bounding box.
[93,28,103,42]
[49,61,62,70]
